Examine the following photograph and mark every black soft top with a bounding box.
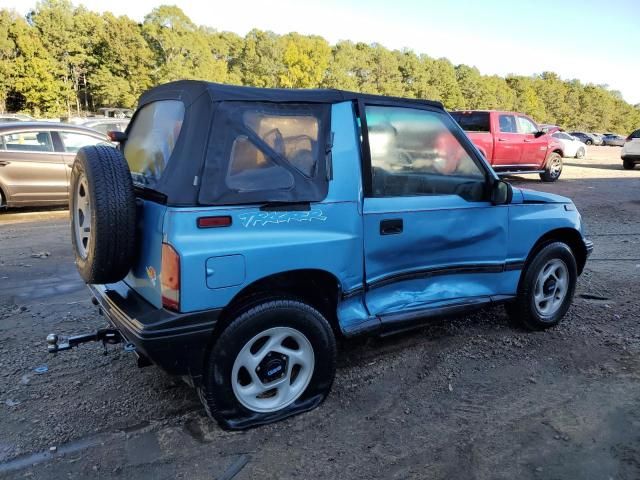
[131,81,443,206]
[138,80,443,109]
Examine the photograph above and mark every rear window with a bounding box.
[124,100,185,186]
[450,112,490,132]
[629,130,640,139]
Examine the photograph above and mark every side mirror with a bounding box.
[534,130,546,138]
[491,180,512,205]
[107,130,127,143]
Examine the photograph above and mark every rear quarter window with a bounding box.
[124,100,185,186]
[450,112,490,132]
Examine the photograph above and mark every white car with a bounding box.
[622,129,640,170]
[552,131,587,158]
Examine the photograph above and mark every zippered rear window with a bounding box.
[124,100,185,187]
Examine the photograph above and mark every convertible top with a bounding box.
[130,81,444,206]
[138,80,444,110]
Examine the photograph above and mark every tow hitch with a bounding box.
[46,328,123,353]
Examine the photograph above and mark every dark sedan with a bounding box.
[569,132,602,146]
[0,122,110,208]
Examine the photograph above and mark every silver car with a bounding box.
[82,118,129,135]
[0,122,110,208]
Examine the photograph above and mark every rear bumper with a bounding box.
[621,154,640,162]
[89,282,220,381]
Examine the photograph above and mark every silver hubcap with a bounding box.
[231,327,314,413]
[549,158,562,177]
[534,259,569,317]
[73,175,91,259]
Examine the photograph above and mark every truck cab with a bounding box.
[450,110,565,182]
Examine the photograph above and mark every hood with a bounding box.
[516,188,571,204]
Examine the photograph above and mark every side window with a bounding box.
[59,132,105,153]
[517,116,538,134]
[498,115,517,133]
[224,107,321,192]
[124,100,185,186]
[366,105,486,201]
[2,131,54,152]
[227,136,294,191]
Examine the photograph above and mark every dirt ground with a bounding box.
[1,146,639,479]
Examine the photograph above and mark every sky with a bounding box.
[2,0,639,104]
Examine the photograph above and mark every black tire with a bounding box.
[585,139,593,145]
[539,153,563,182]
[199,298,337,430]
[506,242,577,331]
[575,148,585,159]
[70,145,136,284]
[623,158,636,170]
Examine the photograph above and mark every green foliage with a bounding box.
[1,3,638,133]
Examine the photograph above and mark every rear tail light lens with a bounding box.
[161,243,180,311]
[197,216,232,228]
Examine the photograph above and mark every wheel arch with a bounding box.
[214,269,343,338]
[522,228,587,279]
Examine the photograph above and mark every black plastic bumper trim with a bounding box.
[88,282,220,378]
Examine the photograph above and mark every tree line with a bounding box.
[1,0,639,133]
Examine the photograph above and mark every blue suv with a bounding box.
[50,81,592,429]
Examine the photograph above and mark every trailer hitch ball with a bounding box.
[46,333,59,352]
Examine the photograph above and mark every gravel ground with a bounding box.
[0,146,639,479]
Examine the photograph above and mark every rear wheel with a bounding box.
[506,242,577,330]
[539,153,563,182]
[575,148,585,159]
[623,158,636,170]
[585,139,593,145]
[199,298,336,430]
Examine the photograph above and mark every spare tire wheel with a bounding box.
[70,145,137,284]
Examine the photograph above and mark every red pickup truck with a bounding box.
[450,110,565,182]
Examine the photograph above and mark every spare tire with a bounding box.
[70,145,136,284]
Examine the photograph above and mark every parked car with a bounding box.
[539,124,561,134]
[602,133,626,147]
[552,131,587,158]
[0,113,34,122]
[96,107,133,119]
[47,81,592,430]
[590,133,605,145]
[450,110,565,181]
[82,118,129,135]
[622,129,640,169]
[0,122,110,208]
[569,131,601,146]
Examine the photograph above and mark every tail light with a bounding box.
[161,243,180,311]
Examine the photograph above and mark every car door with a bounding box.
[361,103,510,325]
[517,115,548,167]
[0,130,67,205]
[56,130,108,189]
[492,113,523,166]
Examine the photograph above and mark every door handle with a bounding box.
[497,138,507,142]
[380,218,403,235]
[0,161,9,166]
[523,139,532,143]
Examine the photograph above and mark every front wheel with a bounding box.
[199,298,336,430]
[506,242,577,330]
[575,148,585,159]
[585,139,593,145]
[623,158,636,170]
[539,153,563,182]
